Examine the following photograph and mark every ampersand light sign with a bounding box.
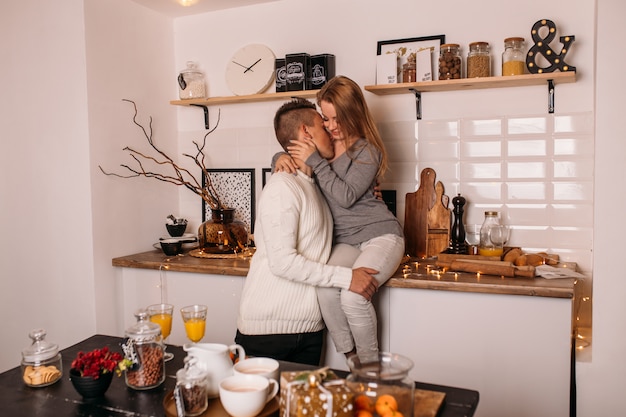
[526,19,576,74]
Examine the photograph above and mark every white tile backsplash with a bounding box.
[380,111,594,273]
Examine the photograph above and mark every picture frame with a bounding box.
[377,34,445,81]
[202,168,256,233]
[262,168,272,188]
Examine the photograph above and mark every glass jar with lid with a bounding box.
[122,309,165,390]
[346,352,415,417]
[178,61,207,100]
[438,44,462,80]
[502,37,526,75]
[479,211,503,257]
[467,42,491,78]
[21,328,63,387]
[174,357,210,417]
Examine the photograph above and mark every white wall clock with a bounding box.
[225,44,276,96]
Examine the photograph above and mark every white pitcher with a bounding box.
[183,343,245,398]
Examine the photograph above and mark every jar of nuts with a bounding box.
[21,328,63,388]
[467,42,491,78]
[178,61,207,100]
[122,309,166,390]
[439,44,462,80]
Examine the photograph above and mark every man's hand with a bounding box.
[274,153,298,174]
[348,267,379,301]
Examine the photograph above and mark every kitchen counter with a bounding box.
[112,249,578,299]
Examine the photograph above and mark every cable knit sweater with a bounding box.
[237,170,353,335]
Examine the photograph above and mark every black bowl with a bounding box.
[166,223,187,237]
[160,240,183,256]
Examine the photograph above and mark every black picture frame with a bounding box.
[262,168,272,188]
[377,34,445,80]
[202,168,256,233]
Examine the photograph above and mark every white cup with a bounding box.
[233,357,280,382]
[219,374,279,417]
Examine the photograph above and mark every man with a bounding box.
[235,98,379,365]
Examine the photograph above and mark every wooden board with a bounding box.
[164,391,279,417]
[405,168,437,258]
[426,181,451,257]
[415,389,446,417]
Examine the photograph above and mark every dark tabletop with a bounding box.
[0,334,478,417]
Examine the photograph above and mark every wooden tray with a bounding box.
[414,388,446,417]
[163,391,279,417]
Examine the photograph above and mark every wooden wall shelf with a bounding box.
[170,89,316,106]
[363,71,576,95]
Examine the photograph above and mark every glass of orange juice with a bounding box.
[180,305,208,343]
[148,303,174,361]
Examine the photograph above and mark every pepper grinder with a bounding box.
[449,194,467,254]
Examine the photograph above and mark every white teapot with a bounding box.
[183,343,245,398]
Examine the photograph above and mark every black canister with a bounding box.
[310,54,335,89]
[286,53,311,91]
[275,58,286,92]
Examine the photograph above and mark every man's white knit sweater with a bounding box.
[237,170,353,335]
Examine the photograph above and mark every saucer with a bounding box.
[160,233,197,243]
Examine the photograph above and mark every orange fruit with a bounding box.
[375,394,398,416]
[355,410,373,417]
[354,394,373,411]
[382,410,404,417]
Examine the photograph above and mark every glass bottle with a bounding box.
[479,211,503,257]
[439,44,462,80]
[123,309,165,390]
[21,328,63,387]
[467,42,491,78]
[346,352,415,417]
[502,37,526,76]
[178,61,207,100]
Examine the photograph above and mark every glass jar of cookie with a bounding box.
[21,328,63,387]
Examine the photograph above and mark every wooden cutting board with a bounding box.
[405,168,437,258]
[405,168,451,258]
[426,181,451,257]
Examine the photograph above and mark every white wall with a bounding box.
[1,0,624,415]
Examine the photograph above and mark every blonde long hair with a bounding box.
[316,75,388,179]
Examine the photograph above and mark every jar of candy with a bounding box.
[346,352,415,417]
[502,37,526,75]
[122,309,165,390]
[438,44,462,80]
[21,329,62,387]
[467,42,491,78]
[178,61,207,99]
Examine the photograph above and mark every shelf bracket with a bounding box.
[190,104,210,129]
[548,79,555,114]
[409,88,422,120]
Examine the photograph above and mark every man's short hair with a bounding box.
[273,98,317,151]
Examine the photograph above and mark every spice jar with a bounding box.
[346,352,415,417]
[439,44,462,80]
[502,37,526,76]
[178,61,207,100]
[467,42,491,78]
[479,211,503,257]
[21,328,63,387]
[402,53,417,83]
[122,309,165,390]
[174,358,209,417]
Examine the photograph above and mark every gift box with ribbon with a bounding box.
[279,367,354,417]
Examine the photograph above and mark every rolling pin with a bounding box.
[436,260,536,278]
